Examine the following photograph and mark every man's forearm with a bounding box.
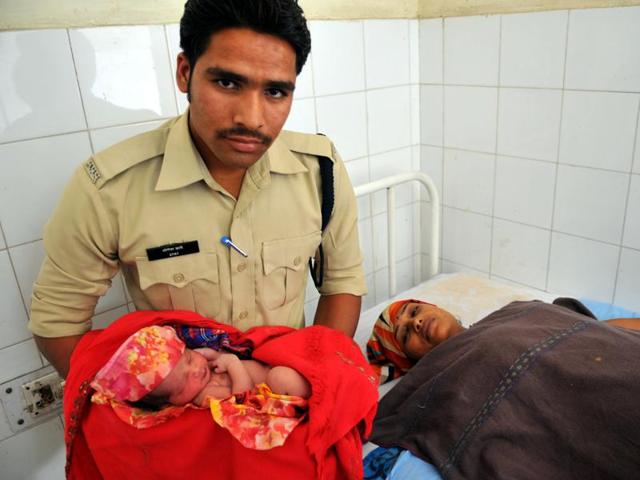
[33,334,84,378]
[313,293,361,337]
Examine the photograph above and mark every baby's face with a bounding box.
[152,349,211,406]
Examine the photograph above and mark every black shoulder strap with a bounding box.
[309,154,334,288]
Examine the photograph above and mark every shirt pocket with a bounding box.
[261,231,321,311]
[135,251,220,318]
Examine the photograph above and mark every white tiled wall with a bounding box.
[1,6,639,477]
[420,6,640,314]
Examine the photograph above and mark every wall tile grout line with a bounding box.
[162,24,181,116]
[65,28,94,154]
[488,15,503,281]
[545,9,571,293]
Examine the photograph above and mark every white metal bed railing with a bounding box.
[354,172,440,297]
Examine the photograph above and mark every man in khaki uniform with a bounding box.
[29,0,366,377]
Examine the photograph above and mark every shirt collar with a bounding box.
[155,114,308,192]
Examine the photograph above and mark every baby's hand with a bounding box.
[209,353,240,374]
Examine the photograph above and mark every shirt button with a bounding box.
[293,256,301,266]
[237,263,246,272]
[173,273,185,282]
[239,311,248,320]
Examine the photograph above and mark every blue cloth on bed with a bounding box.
[388,451,442,480]
[363,447,403,480]
[579,299,639,321]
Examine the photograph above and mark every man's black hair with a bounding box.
[180,0,311,75]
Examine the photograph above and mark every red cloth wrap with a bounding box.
[64,310,378,479]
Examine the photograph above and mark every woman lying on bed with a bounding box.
[365,298,640,480]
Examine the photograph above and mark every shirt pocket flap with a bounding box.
[262,231,321,276]
[136,252,219,290]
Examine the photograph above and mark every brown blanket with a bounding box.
[370,301,640,480]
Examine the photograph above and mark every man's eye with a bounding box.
[216,79,237,89]
[266,88,286,99]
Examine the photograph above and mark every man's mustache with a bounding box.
[217,127,272,145]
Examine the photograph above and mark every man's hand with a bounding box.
[313,293,362,337]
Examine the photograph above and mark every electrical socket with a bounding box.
[0,366,65,434]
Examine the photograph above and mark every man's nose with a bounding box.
[233,90,265,130]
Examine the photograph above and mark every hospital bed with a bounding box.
[351,172,639,479]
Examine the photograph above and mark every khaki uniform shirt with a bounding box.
[29,112,366,337]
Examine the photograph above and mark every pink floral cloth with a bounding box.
[209,383,308,450]
[90,325,184,402]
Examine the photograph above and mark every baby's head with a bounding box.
[91,325,212,407]
[366,299,465,383]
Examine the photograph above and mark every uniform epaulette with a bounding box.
[82,118,177,188]
[279,130,336,162]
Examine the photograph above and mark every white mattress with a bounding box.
[358,272,560,457]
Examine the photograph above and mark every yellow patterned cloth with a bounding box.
[209,383,308,450]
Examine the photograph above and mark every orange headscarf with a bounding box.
[366,299,431,384]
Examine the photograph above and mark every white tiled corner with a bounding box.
[420,85,443,146]
[444,86,498,153]
[370,148,414,215]
[0,252,30,349]
[344,156,371,218]
[497,88,562,162]
[548,232,619,302]
[411,84,421,145]
[315,92,367,161]
[90,119,166,153]
[283,98,316,134]
[0,339,42,384]
[565,6,640,92]
[0,132,92,247]
[367,86,412,155]
[442,207,492,272]
[559,91,638,172]
[69,25,177,129]
[421,146,444,202]
[499,10,568,88]
[92,305,129,330]
[491,219,550,289]
[0,29,86,144]
[622,174,640,250]
[409,20,420,84]
[494,156,556,228]
[364,20,410,89]
[0,225,6,251]
[0,417,65,480]
[553,164,628,244]
[164,23,188,114]
[358,218,374,276]
[443,15,500,86]
[310,21,365,96]
[614,248,640,312]
[419,18,443,84]
[443,149,495,215]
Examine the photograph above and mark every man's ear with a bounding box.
[176,52,191,94]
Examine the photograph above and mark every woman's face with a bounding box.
[394,302,466,360]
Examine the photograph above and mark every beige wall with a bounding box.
[419,0,640,18]
[1,0,640,30]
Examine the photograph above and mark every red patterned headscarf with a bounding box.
[91,325,185,402]
[366,299,431,384]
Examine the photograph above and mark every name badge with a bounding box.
[146,241,199,261]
